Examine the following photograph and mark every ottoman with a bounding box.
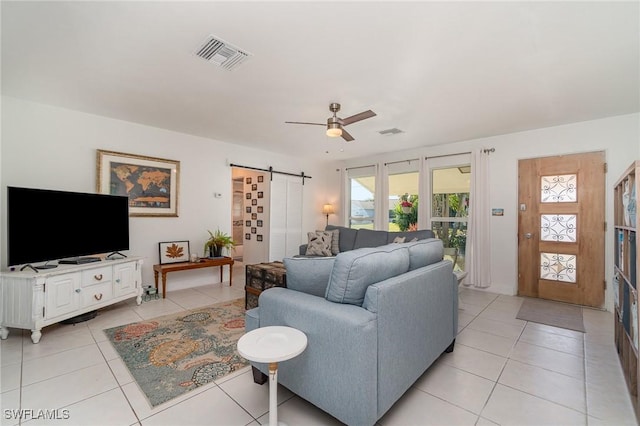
[245,261,287,309]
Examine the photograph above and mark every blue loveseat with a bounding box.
[245,238,458,425]
[299,224,435,256]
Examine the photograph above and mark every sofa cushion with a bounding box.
[387,229,435,244]
[284,256,335,297]
[325,245,410,306]
[306,231,333,256]
[326,225,356,252]
[405,238,444,270]
[354,229,389,249]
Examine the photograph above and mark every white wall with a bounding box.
[1,96,338,292]
[341,113,640,312]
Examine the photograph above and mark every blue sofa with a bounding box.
[299,224,435,256]
[245,238,458,426]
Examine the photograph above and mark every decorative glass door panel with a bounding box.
[541,214,577,242]
[541,174,577,202]
[540,253,577,283]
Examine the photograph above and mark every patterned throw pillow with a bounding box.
[306,231,333,256]
[393,236,406,243]
[327,228,340,255]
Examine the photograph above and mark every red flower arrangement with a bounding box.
[400,200,413,208]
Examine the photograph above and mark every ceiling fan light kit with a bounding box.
[286,103,376,142]
[326,119,342,137]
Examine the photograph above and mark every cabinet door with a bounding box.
[114,262,139,297]
[45,273,80,319]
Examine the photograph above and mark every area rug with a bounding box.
[104,298,249,407]
[516,297,585,333]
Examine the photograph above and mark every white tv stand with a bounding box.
[0,256,143,343]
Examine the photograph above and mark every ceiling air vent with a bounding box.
[379,128,404,135]
[195,35,251,71]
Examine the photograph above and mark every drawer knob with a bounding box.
[94,294,103,301]
[75,289,81,293]
[94,274,103,281]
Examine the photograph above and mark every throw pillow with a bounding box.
[316,229,339,255]
[392,236,406,243]
[306,231,333,256]
[284,257,335,297]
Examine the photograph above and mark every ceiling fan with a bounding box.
[285,103,376,142]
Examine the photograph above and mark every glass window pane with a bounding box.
[430,166,470,272]
[349,177,375,229]
[540,214,577,242]
[431,221,467,271]
[540,253,577,283]
[388,172,418,231]
[541,174,577,203]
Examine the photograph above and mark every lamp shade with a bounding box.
[322,204,335,215]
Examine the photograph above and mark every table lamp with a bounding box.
[322,203,335,226]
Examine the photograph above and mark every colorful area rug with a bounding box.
[516,297,585,333]
[104,298,248,407]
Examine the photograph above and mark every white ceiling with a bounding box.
[2,1,638,161]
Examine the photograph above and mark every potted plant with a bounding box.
[400,200,413,213]
[204,228,236,258]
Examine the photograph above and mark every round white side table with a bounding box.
[237,326,307,426]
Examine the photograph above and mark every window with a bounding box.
[387,161,419,231]
[347,166,376,229]
[430,166,470,271]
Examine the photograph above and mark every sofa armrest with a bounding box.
[254,287,378,426]
[362,260,457,415]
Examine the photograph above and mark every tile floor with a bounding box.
[1,262,638,425]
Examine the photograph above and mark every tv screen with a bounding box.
[7,186,130,266]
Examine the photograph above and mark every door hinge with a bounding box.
[43,283,46,292]
[604,279,607,290]
[604,162,608,173]
[42,307,45,317]
[604,221,607,232]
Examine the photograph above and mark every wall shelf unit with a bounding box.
[614,160,639,416]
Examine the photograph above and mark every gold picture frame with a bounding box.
[97,150,180,217]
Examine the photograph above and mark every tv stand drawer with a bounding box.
[82,266,112,287]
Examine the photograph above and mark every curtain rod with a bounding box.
[425,151,471,160]
[424,148,495,160]
[384,158,420,166]
[345,164,376,171]
[229,163,312,184]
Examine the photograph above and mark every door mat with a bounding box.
[516,298,585,333]
[104,298,249,407]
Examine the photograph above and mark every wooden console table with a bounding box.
[153,257,234,298]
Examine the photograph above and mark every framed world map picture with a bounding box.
[97,150,180,217]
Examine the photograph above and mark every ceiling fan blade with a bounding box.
[284,121,325,126]
[341,129,355,142]
[341,110,376,126]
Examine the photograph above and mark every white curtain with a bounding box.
[464,148,492,288]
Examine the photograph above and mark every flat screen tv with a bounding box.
[7,186,130,267]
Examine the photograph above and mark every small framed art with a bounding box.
[158,241,190,264]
